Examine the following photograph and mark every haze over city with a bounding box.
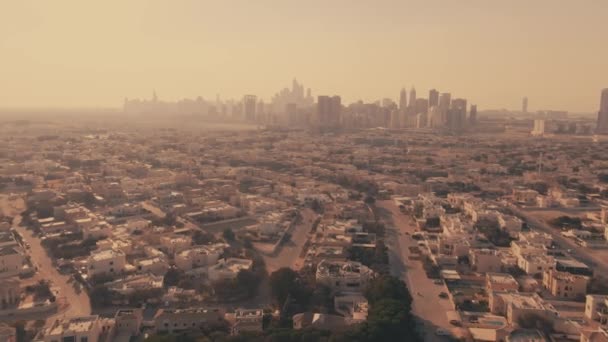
[3,2,608,342]
[1,0,607,112]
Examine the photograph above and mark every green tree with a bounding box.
[223,228,235,241]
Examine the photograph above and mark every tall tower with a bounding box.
[469,104,478,125]
[522,97,528,114]
[317,95,341,127]
[596,89,608,134]
[449,98,467,131]
[243,95,257,122]
[438,93,452,125]
[399,88,407,111]
[409,87,417,108]
[429,89,439,107]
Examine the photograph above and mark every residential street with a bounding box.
[263,208,317,273]
[12,214,92,320]
[378,200,463,342]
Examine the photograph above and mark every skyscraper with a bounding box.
[448,98,467,131]
[522,97,528,114]
[317,95,341,127]
[438,93,452,125]
[243,95,257,122]
[429,89,439,107]
[399,88,407,111]
[596,89,608,134]
[414,98,429,115]
[409,87,417,109]
[469,104,477,125]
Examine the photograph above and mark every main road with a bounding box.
[377,200,465,342]
[509,204,608,277]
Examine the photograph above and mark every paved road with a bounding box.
[263,209,317,273]
[510,204,608,277]
[378,200,464,342]
[12,215,92,320]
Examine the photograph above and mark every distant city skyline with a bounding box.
[1,0,607,112]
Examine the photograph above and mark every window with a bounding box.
[81,338,88,342]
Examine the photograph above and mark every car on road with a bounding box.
[435,328,451,336]
[439,292,449,299]
[434,280,443,285]
[449,320,461,327]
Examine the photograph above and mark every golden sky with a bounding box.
[1,0,607,112]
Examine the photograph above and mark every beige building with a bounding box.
[159,235,192,255]
[542,270,588,299]
[208,258,253,282]
[0,247,23,279]
[36,315,103,342]
[486,273,519,293]
[585,295,608,327]
[470,249,502,273]
[174,244,225,271]
[316,259,373,293]
[506,293,558,326]
[114,309,143,337]
[87,248,127,277]
[517,254,554,275]
[226,309,264,335]
[153,308,224,333]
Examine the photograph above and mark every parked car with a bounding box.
[439,292,449,299]
[435,328,451,336]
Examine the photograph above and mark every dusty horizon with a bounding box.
[1,0,607,112]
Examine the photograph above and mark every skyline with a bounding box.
[1,0,607,112]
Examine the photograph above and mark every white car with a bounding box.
[435,328,451,336]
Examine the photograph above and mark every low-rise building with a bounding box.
[316,259,373,293]
[153,308,224,334]
[208,258,253,282]
[486,273,519,293]
[542,269,588,299]
[36,315,103,342]
[226,309,264,335]
[87,248,127,277]
[174,244,225,271]
[0,247,24,279]
[506,293,558,326]
[517,254,555,275]
[470,248,503,273]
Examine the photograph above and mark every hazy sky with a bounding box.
[1,0,607,112]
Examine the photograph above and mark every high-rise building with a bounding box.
[532,119,545,136]
[399,88,407,110]
[469,104,477,125]
[409,87,417,109]
[596,89,608,134]
[317,95,341,127]
[429,89,439,107]
[243,95,257,122]
[414,98,429,115]
[448,98,467,131]
[522,97,528,114]
[427,106,441,128]
[438,93,452,125]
